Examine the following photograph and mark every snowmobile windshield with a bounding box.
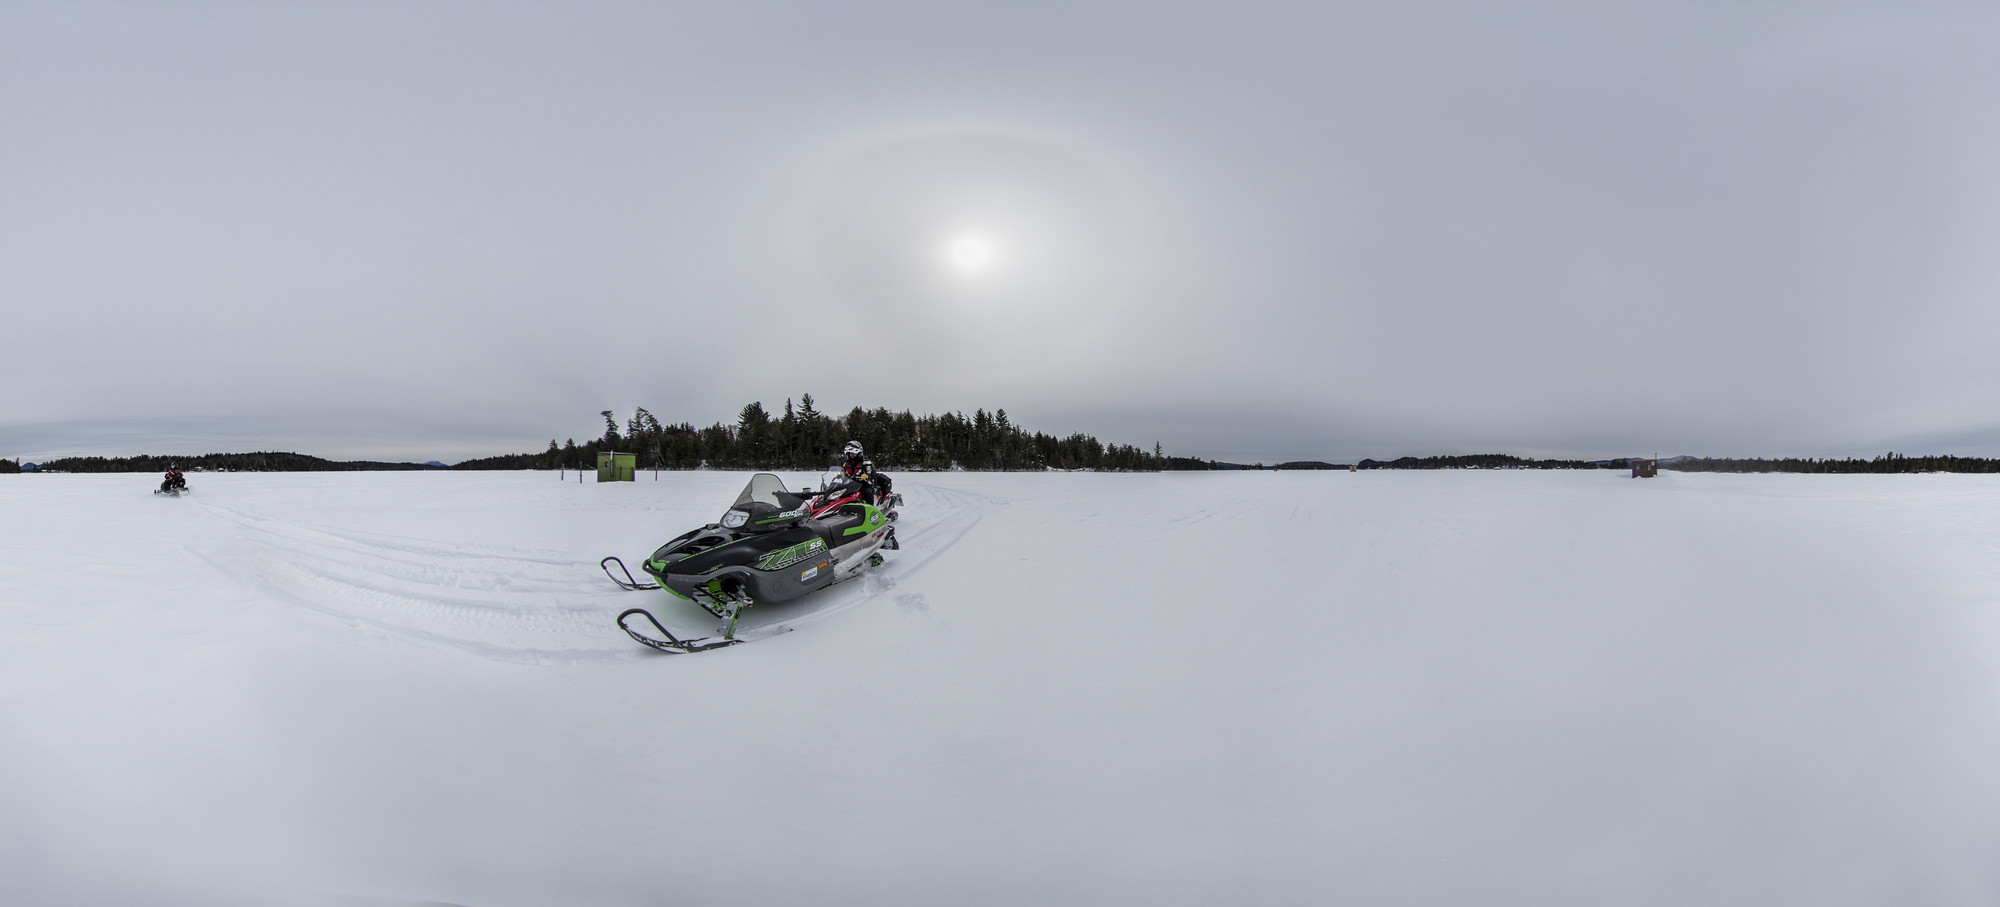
[731,473,791,509]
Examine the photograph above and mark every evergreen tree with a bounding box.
[600,411,622,449]
[779,398,798,466]
[796,393,825,468]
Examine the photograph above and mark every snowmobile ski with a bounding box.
[600,556,659,591]
[617,608,743,654]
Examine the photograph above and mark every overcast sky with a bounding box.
[4,1,1998,464]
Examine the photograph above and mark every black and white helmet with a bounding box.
[843,441,863,457]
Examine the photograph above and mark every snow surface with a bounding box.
[4,470,2000,905]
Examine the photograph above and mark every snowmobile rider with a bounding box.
[161,465,186,493]
[840,441,891,506]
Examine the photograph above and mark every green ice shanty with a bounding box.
[597,452,636,482]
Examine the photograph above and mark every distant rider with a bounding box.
[161,465,187,493]
[840,441,891,506]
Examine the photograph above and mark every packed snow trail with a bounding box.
[172,473,998,663]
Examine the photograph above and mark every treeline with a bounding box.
[1667,453,2000,474]
[28,452,441,473]
[1350,452,2000,473]
[1358,454,1600,470]
[457,395,1192,473]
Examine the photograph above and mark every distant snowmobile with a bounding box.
[156,467,189,496]
[604,472,901,653]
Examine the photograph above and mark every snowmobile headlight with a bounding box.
[720,509,748,529]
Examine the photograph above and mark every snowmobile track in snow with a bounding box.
[193,502,640,663]
[190,479,994,664]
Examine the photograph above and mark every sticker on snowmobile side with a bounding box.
[756,537,829,571]
[799,566,819,582]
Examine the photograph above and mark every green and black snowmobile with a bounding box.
[604,472,901,653]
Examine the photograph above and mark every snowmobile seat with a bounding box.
[807,509,865,542]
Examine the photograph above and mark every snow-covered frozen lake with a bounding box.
[4,469,1999,905]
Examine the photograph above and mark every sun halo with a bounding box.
[943,235,996,273]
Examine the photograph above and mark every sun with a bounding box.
[943,234,995,273]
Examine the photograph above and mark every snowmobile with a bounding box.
[604,472,902,653]
[155,471,189,496]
